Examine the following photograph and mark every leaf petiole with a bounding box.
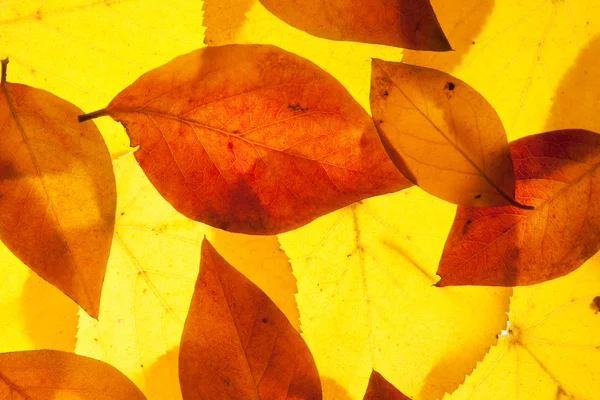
[78,108,108,122]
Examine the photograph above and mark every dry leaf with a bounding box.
[179,238,321,400]
[76,154,300,400]
[258,0,451,50]
[279,188,511,399]
[0,60,116,318]
[0,349,145,399]
[438,129,600,287]
[363,370,410,400]
[370,60,522,208]
[446,254,600,400]
[80,44,409,234]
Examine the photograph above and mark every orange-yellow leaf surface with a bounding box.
[279,188,511,400]
[180,238,321,400]
[370,60,520,208]
[363,370,410,400]
[0,0,205,156]
[0,244,78,353]
[0,63,116,318]
[258,0,450,50]
[0,349,145,399]
[438,129,600,287]
[76,153,300,400]
[446,254,600,400]
[82,44,409,234]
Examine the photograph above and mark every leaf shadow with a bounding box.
[321,376,353,400]
[202,0,255,45]
[544,35,600,133]
[145,346,182,400]
[402,0,495,72]
[19,273,78,351]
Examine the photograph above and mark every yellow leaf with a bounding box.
[0,0,205,155]
[75,153,299,400]
[279,189,511,400]
[446,254,600,400]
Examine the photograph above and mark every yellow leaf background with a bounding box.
[1,0,599,399]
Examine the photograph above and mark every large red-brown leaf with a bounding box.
[179,238,321,400]
[437,129,600,286]
[0,350,145,399]
[79,45,409,234]
[258,0,451,51]
[0,60,116,318]
[363,370,410,400]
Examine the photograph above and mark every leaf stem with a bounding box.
[78,109,108,122]
[508,198,534,211]
[1,58,8,86]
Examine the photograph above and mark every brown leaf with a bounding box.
[370,59,526,209]
[80,45,410,234]
[0,60,116,318]
[258,0,451,51]
[363,370,410,400]
[0,349,145,399]
[179,238,322,400]
[437,129,600,286]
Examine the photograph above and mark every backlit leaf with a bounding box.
[258,0,451,50]
[364,370,410,400]
[446,254,600,400]
[75,154,300,400]
[81,44,410,234]
[370,60,521,208]
[179,238,321,400]
[438,129,600,287]
[0,349,145,399]
[0,61,116,318]
[279,189,511,399]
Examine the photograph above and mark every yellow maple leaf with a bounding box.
[446,254,600,400]
[279,189,512,400]
[75,154,299,400]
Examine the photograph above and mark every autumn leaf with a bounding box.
[446,254,600,400]
[0,349,145,399]
[0,60,115,318]
[364,370,410,400]
[80,44,410,234]
[258,0,450,51]
[279,188,511,399]
[0,0,205,156]
[76,153,299,400]
[370,60,525,209]
[438,129,600,287]
[180,238,321,400]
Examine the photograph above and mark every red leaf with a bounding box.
[437,130,600,286]
[363,370,410,400]
[80,45,410,234]
[259,0,451,51]
[0,60,116,318]
[179,238,322,400]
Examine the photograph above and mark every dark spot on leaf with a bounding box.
[224,378,230,387]
[120,212,125,216]
[445,82,455,91]
[232,130,240,134]
[287,103,309,112]
[472,41,476,45]
[262,317,269,323]
[591,296,600,314]
[227,142,234,151]
[467,220,472,224]
[379,120,384,124]
[383,90,389,97]
[475,194,482,199]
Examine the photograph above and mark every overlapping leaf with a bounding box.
[0,350,146,399]
[76,154,299,400]
[446,254,600,400]
[279,188,511,399]
[438,129,600,287]
[370,60,521,208]
[81,44,410,234]
[364,370,410,400]
[180,239,321,399]
[0,62,116,318]
[258,0,450,50]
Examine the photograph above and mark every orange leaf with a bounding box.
[363,370,410,400]
[0,349,145,399]
[258,0,451,51]
[370,60,527,209]
[179,238,322,400]
[80,45,409,234]
[0,60,116,318]
[437,129,600,286]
